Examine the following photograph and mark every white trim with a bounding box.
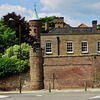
[67,52,73,54]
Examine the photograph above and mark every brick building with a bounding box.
[40,17,100,89]
[1,9,100,91]
[41,17,100,57]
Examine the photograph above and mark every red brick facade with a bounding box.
[0,55,100,91]
[43,56,100,89]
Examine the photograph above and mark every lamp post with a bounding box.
[9,18,22,93]
[19,24,21,94]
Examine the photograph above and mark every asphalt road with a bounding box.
[0,91,100,100]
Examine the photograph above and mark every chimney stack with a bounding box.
[45,22,49,32]
[92,20,97,29]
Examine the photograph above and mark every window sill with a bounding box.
[45,52,52,55]
[97,51,100,53]
[67,52,73,54]
[81,52,88,54]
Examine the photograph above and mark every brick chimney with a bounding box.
[92,20,97,29]
[45,22,49,32]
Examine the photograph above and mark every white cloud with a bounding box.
[65,16,81,27]
[40,0,60,11]
[38,13,62,18]
[86,2,100,15]
[87,2,100,10]
[40,0,81,12]
[0,4,82,26]
[0,4,33,21]
[40,0,100,16]
[38,13,82,27]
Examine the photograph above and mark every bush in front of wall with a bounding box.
[0,58,29,78]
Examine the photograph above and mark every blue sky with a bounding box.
[0,0,100,27]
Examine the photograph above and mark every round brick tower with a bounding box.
[29,20,42,44]
[29,8,44,90]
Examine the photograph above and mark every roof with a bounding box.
[78,23,88,27]
[33,10,39,20]
[49,27,99,34]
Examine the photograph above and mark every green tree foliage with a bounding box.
[16,60,29,73]
[1,43,31,78]
[40,16,56,32]
[0,58,18,77]
[3,12,30,43]
[97,24,100,30]
[0,19,4,26]
[0,58,29,78]
[2,43,31,60]
[0,20,18,54]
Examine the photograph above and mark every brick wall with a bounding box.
[0,71,30,91]
[43,56,100,89]
[0,56,100,91]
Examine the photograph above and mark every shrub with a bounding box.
[0,58,29,78]
[2,43,31,60]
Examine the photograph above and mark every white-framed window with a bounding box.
[45,42,52,54]
[67,41,73,53]
[97,41,100,53]
[81,41,88,53]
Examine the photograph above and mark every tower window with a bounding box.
[34,29,36,33]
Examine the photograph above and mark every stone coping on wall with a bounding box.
[41,32,100,36]
[43,54,100,58]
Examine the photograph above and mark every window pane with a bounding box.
[67,42,73,53]
[81,42,87,53]
[98,42,100,52]
[46,42,52,53]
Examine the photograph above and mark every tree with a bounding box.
[0,58,29,78]
[3,12,30,43]
[1,43,31,78]
[0,21,18,54]
[40,16,56,32]
[2,43,31,60]
[97,24,100,30]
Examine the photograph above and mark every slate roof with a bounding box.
[49,27,100,34]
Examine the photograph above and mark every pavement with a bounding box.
[0,88,100,94]
[0,95,9,98]
[0,89,100,99]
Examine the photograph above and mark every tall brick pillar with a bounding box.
[29,9,44,90]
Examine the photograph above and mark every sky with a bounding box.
[0,0,100,27]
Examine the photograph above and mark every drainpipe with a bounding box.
[57,37,59,56]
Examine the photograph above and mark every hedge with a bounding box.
[0,58,29,78]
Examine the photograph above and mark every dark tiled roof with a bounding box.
[49,27,99,34]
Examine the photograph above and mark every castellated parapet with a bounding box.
[54,17,64,28]
[30,48,43,90]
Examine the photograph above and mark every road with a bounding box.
[0,91,100,100]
